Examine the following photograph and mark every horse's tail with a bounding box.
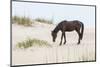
[80,22,84,40]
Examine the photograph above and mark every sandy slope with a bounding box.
[12,22,95,65]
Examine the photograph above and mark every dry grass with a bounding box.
[12,16,33,26]
[16,38,51,49]
[34,18,53,24]
[12,16,53,26]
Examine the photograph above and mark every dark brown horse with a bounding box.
[51,20,84,45]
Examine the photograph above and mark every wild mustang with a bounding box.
[51,20,84,45]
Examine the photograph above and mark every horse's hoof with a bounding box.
[77,42,80,45]
[59,43,62,46]
[63,42,66,45]
[59,44,62,46]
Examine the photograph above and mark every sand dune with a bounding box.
[12,22,95,65]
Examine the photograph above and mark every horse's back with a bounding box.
[59,20,81,25]
[58,20,82,31]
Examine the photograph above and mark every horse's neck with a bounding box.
[53,26,60,33]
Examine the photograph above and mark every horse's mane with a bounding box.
[53,20,67,33]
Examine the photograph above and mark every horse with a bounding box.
[51,20,84,46]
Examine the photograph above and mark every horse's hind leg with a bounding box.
[76,29,81,44]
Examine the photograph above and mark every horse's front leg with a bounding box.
[63,32,66,44]
[59,32,64,46]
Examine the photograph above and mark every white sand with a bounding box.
[12,22,95,65]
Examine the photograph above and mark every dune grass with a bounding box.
[12,16,33,26]
[34,18,53,24]
[12,16,53,26]
[16,38,51,49]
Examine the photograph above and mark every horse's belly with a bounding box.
[65,27,75,31]
[65,29,74,31]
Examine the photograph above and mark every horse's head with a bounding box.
[51,31,57,42]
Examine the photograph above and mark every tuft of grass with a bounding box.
[12,16,19,24]
[34,18,53,24]
[12,16,53,26]
[16,38,51,49]
[12,16,33,26]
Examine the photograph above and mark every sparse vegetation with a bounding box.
[12,16,33,26]
[12,16,53,26]
[34,18,53,24]
[16,38,51,49]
